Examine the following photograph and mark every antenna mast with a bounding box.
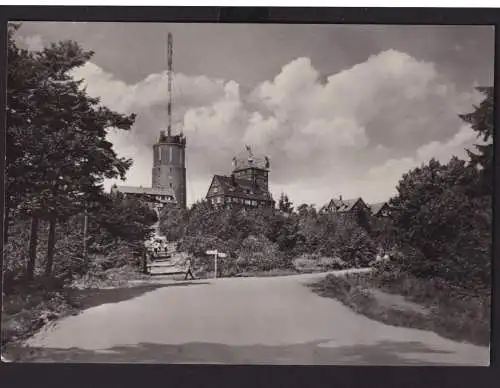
[167,32,173,137]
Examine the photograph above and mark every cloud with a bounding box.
[364,125,478,202]
[72,49,481,206]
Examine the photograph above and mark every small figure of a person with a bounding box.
[184,257,195,280]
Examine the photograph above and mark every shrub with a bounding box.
[292,256,319,272]
[237,234,282,272]
[292,254,347,272]
[336,225,377,268]
[390,158,491,293]
[318,256,347,270]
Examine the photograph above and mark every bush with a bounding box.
[237,234,282,272]
[390,158,491,293]
[179,235,234,258]
[311,271,490,346]
[292,256,319,272]
[292,254,347,272]
[336,225,377,268]
[319,256,348,270]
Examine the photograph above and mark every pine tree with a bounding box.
[6,24,136,278]
[459,86,494,195]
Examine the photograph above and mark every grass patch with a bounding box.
[310,271,490,347]
[1,283,77,351]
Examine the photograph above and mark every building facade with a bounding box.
[111,184,176,213]
[206,150,274,209]
[152,130,187,209]
[326,196,371,217]
[369,202,391,217]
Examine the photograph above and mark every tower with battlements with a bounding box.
[152,131,186,209]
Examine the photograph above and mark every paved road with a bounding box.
[22,272,489,365]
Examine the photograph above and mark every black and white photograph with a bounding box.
[1,19,494,365]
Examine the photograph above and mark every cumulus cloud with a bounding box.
[364,125,479,202]
[72,49,481,206]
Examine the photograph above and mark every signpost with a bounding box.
[205,250,227,279]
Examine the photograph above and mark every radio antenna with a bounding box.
[167,31,173,137]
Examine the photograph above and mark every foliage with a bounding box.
[292,254,346,272]
[179,234,236,259]
[5,24,127,277]
[278,193,294,214]
[311,272,490,346]
[389,156,491,292]
[5,23,145,281]
[459,86,493,195]
[159,204,188,241]
[92,193,158,250]
[334,222,378,268]
[237,234,283,272]
[170,195,380,276]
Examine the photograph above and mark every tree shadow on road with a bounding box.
[67,281,211,310]
[6,339,478,365]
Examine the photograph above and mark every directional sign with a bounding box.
[205,250,227,279]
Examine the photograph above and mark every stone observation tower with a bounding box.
[151,32,187,209]
[152,131,186,209]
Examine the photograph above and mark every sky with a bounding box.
[15,22,495,207]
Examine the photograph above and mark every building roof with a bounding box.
[328,197,365,212]
[209,175,273,202]
[112,185,176,198]
[369,202,389,215]
[232,156,269,172]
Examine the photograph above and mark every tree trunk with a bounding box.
[3,205,10,245]
[26,216,39,280]
[143,250,149,274]
[83,209,88,270]
[45,218,57,277]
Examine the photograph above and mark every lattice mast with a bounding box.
[167,31,173,137]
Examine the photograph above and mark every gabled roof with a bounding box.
[369,202,389,215]
[328,197,366,212]
[112,185,176,198]
[208,175,273,202]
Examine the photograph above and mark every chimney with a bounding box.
[339,195,342,201]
